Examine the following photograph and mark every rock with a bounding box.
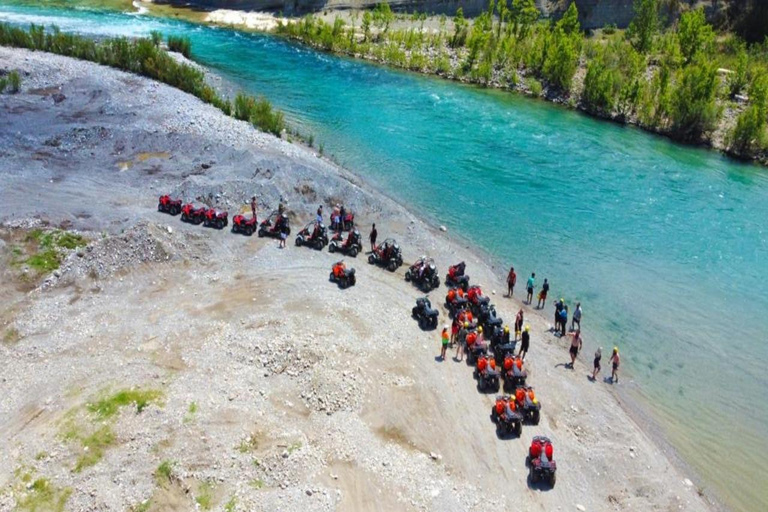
[684,479,693,487]
[439,225,447,232]
[576,505,586,511]
[167,226,173,234]
[430,452,442,461]
[306,489,313,496]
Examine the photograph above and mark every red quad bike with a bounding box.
[328,229,363,257]
[465,329,487,365]
[515,386,542,425]
[444,287,469,316]
[502,355,528,392]
[473,353,500,393]
[528,436,557,487]
[232,214,258,236]
[467,285,491,315]
[181,203,206,225]
[368,238,403,272]
[258,210,290,238]
[491,395,523,437]
[203,208,228,229]
[404,256,440,292]
[295,221,329,250]
[445,261,469,291]
[158,195,182,215]
[329,261,356,288]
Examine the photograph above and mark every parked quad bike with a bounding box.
[258,210,290,238]
[527,436,557,487]
[502,355,528,392]
[474,354,501,393]
[368,238,403,272]
[478,303,503,337]
[411,297,439,330]
[491,395,523,437]
[329,261,356,288]
[295,221,328,249]
[158,195,182,215]
[445,287,469,316]
[181,204,206,225]
[232,214,258,236]
[514,386,542,425]
[466,285,491,314]
[203,208,228,229]
[405,257,440,292]
[445,261,469,291]
[328,229,363,257]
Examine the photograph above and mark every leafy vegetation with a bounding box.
[15,477,72,512]
[195,481,214,510]
[0,70,22,93]
[87,388,164,418]
[0,23,286,136]
[74,425,116,472]
[155,460,174,486]
[729,74,768,154]
[166,34,191,57]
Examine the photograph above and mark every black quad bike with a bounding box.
[368,238,403,272]
[445,261,469,291]
[295,221,328,250]
[491,395,523,437]
[473,354,501,393]
[158,195,182,215]
[405,257,440,292]
[258,210,290,238]
[411,297,439,330]
[328,229,363,257]
[478,303,503,336]
[232,214,258,236]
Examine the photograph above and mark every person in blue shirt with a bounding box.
[526,272,536,305]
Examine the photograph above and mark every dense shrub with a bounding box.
[670,59,721,140]
[728,74,768,153]
[166,35,191,58]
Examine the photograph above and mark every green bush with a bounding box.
[677,7,715,64]
[627,0,659,53]
[728,74,768,153]
[166,35,191,58]
[670,59,721,140]
[233,93,286,136]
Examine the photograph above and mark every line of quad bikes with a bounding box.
[158,195,557,487]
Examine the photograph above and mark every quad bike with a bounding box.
[404,257,440,292]
[232,214,258,236]
[455,307,476,329]
[478,303,503,336]
[295,221,328,249]
[445,287,469,316]
[368,238,403,272]
[181,204,206,225]
[445,262,469,291]
[493,340,517,367]
[203,208,228,229]
[515,386,542,425]
[466,286,491,314]
[465,329,487,365]
[412,297,439,330]
[502,355,528,392]
[328,229,362,257]
[258,210,290,238]
[528,436,557,486]
[491,395,523,437]
[329,261,356,288]
[473,353,500,393]
[158,195,182,215]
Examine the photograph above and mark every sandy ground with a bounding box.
[0,47,715,512]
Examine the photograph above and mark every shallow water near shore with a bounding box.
[2,3,768,511]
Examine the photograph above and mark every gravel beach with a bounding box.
[0,47,716,512]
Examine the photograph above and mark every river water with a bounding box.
[1,4,767,510]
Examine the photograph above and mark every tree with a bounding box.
[542,2,581,92]
[556,2,580,36]
[372,2,394,34]
[582,50,618,113]
[729,74,768,153]
[728,44,749,98]
[451,8,469,48]
[627,0,659,53]
[670,59,720,140]
[362,11,372,42]
[677,7,715,64]
[510,0,539,40]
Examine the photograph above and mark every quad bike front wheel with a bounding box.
[530,467,539,484]
[514,421,522,437]
[258,229,265,238]
[368,255,375,264]
[532,409,540,425]
[387,261,397,272]
[328,243,336,253]
[349,247,358,257]
[181,213,188,222]
[404,271,411,281]
[295,237,302,246]
[548,473,556,487]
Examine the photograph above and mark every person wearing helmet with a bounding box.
[518,325,531,360]
[610,347,620,383]
[440,325,449,360]
[455,321,469,361]
[502,325,511,346]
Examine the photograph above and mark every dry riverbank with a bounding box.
[0,47,718,512]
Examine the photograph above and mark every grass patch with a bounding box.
[87,388,163,419]
[525,77,543,97]
[154,460,174,486]
[25,249,61,272]
[3,327,20,344]
[17,229,88,273]
[195,481,214,510]
[74,425,116,472]
[34,451,48,461]
[167,35,191,58]
[287,441,302,454]
[224,496,236,512]
[131,500,152,512]
[249,479,264,490]
[0,70,21,93]
[15,477,72,512]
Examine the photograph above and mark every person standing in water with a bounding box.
[369,223,378,252]
[506,266,516,297]
[526,272,536,304]
[610,347,620,383]
[537,278,549,309]
[591,347,602,380]
[572,302,582,332]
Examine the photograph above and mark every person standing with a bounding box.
[537,278,549,309]
[369,223,378,252]
[554,299,564,334]
[279,220,288,248]
[514,308,524,341]
[440,325,449,360]
[455,321,468,362]
[506,266,517,297]
[559,304,568,337]
[610,347,620,383]
[566,329,582,369]
[450,319,459,346]
[518,325,531,360]
[571,302,582,332]
[316,204,323,224]
[250,196,257,219]
[526,273,536,304]
[591,347,602,380]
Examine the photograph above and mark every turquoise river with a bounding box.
[1,4,767,511]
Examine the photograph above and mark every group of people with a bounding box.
[505,265,620,383]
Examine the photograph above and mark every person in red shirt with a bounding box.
[506,266,517,297]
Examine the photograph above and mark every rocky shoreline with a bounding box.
[0,47,717,512]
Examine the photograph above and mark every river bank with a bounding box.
[0,46,718,512]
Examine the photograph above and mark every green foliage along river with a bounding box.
[1,3,767,511]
